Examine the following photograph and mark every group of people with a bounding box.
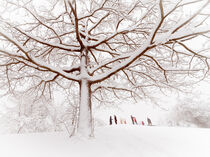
[109,115,152,126]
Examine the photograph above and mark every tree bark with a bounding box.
[77,79,94,137]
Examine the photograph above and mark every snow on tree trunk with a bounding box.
[77,79,93,137]
[77,54,94,137]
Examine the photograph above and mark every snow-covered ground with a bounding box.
[0,125,209,157]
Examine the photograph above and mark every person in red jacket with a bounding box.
[133,117,138,124]
[141,121,145,126]
[131,115,138,125]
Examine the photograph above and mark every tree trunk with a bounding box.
[77,79,94,137]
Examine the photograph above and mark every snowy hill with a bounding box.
[0,125,209,157]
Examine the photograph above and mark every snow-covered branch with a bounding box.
[12,26,81,52]
[90,43,155,83]
[171,0,210,34]
[0,31,80,82]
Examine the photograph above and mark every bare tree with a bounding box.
[0,93,76,134]
[0,0,209,136]
[164,95,210,128]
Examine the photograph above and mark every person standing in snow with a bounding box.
[120,118,127,124]
[131,115,138,125]
[120,118,123,124]
[133,117,138,125]
[147,117,152,126]
[114,115,117,124]
[109,116,113,125]
[130,115,134,124]
[141,121,145,126]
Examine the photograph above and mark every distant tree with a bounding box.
[0,0,209,136]
[165,96,210,128]
[0,93,76,134]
